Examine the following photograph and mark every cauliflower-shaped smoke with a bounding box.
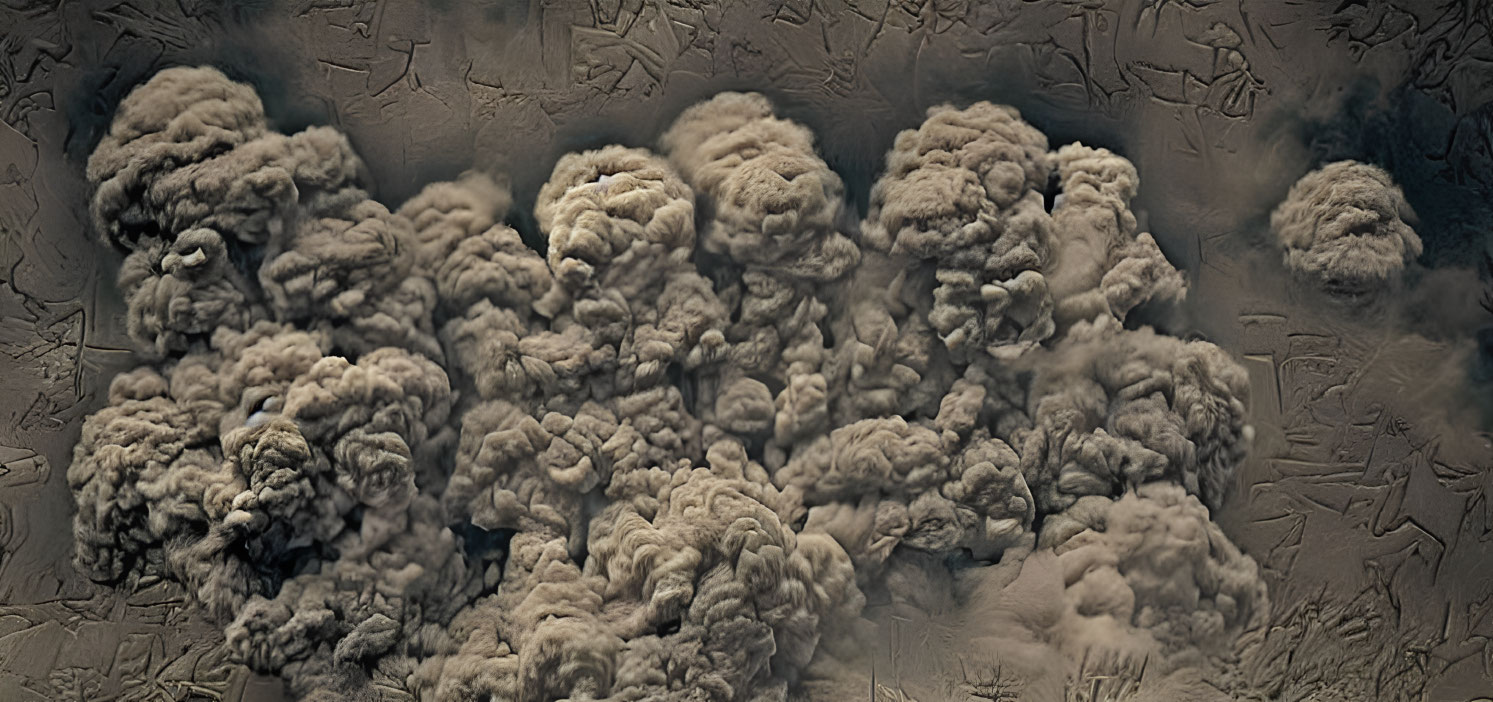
[1271,160,1423,295]
[70,68,1266,700]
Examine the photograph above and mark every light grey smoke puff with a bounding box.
[1270,160,1423,294]
[1015,316,1253,513]
[86,65,272,249]
[536,144,696,287]
[860,104,1188,365]
[1048,143,1187,328]
[659,91,859,283]
[84,66,428,358]
[530,145,728,396]
[862,101,1057,359]
[71,67,1266,702]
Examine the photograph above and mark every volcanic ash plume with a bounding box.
[1270,160,1423,295]
[70,68,1267,700]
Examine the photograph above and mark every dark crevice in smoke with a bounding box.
[1042,169,1061,214]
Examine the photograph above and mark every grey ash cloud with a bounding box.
[1271,160,1423,296]
[69,67,1268,701]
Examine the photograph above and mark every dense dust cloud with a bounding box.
[68,66,1270,701]
[1271,160,1423,296]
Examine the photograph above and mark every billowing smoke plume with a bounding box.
[1270,160,1423,295]
[70,69,1266,700]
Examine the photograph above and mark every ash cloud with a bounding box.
[1270,160,1423,296]
[69,67,1269,700]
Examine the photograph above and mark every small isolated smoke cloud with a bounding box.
[69,69,1268,700]
[1270,160,1423,295]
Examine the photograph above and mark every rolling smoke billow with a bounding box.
[1271,160,1423,296]
[69,67,1270,701]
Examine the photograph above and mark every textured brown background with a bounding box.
[2,0,1491,699]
